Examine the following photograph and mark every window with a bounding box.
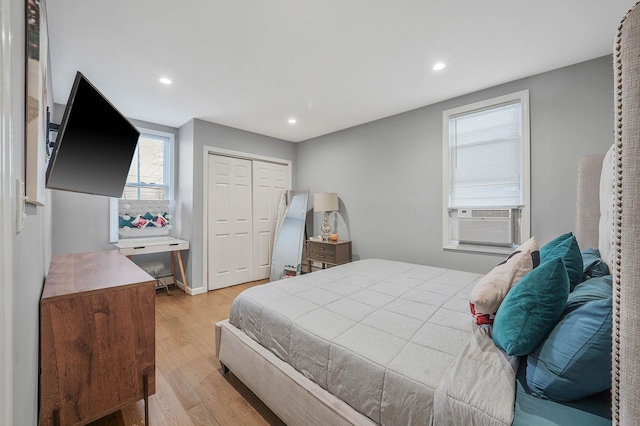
[109,127,175,242]
[442,90,530,254]
[123,134,170,200]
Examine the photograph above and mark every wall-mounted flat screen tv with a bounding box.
[45,71,140,197]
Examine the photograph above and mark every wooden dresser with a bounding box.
[39,251,156,426]
[306,239,352,271]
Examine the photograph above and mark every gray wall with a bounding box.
[50,117,178,255]
[296,55,615,274]
[8,2,53,423]
[9,46,614,421]
[176,119,297,292]
[51,56,616,282]
[49,113,298,293]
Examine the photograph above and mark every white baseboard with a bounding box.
[188,285,206,296]
[157,275,205,296]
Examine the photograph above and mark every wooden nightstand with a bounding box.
[306,239,352,271]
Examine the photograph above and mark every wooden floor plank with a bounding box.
[95,280,284,425]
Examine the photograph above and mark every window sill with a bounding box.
[444,242,515,256]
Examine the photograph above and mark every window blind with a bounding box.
[448,101,522,208]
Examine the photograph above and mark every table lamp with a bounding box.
[314,192,339,241]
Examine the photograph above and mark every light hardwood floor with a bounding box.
[90,281,285,426]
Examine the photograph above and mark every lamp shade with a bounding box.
[314,192,339,212]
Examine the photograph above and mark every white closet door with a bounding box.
[207,155,252,290]
[251,161,291,280]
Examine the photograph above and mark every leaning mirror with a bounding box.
[270,190,309,281]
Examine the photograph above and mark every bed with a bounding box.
[215,4,640,425]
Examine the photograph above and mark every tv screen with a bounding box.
[45,71,140,197]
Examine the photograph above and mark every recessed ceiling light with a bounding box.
[288,118,297,124]
[432,63,446,71]
[159,77,172,85]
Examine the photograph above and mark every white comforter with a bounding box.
[229,259,516,425]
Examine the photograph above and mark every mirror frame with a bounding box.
[269,190,309,282]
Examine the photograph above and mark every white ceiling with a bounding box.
[47,1,634,143]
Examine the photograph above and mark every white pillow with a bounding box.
[469,237,539,324]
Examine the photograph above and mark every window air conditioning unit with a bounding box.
[457,209,516,246]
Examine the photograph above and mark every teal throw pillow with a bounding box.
[565,275,612,313]
[526,297,612,401]
[492,257,569,356]
[581,248,610,281]
[541,235,583,291]
[539,232,573,260]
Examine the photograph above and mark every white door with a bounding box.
[251,161,291,280]
[208,155,253,290]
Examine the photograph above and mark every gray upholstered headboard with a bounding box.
[575,153,605,251]
[613,3,640,424]
[576,3,640,422]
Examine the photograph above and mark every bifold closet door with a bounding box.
[207,155,252,290]
[252,161,290,280]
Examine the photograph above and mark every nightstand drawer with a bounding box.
[309,243,336,260]
[306,240,352,271]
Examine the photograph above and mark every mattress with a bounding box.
[229,258,517,425]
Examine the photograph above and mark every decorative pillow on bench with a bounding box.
[119,211,171,229]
